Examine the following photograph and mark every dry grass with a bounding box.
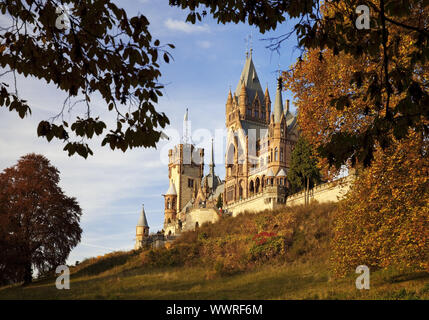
[0,202,428,300]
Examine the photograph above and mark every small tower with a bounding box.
[135,204,149,250]
[268,76,288,175]
[163,181,177,224]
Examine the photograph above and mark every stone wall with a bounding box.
[224,186,287,217]
[183,208,220,231]
[286,175,355,206]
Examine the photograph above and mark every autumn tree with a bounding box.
[287,136,321,204]
[331,129,429,276]
[0,0,173,158]
[0,154,82,284]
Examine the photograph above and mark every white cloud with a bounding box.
[197,40,212,49]
[165,18,209,34]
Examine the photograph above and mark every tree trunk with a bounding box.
[23,261,32,285]
[306,176,310,205]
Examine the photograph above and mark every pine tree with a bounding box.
[287,136,321,204]
[216,194,223,209]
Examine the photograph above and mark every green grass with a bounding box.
[0,202,428,300]
[0,259,428,299]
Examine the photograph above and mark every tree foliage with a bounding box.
[0,0,173,158]
[287,136,321,194]
[331,129,429,276]
[0,154,82,284]
[172,0,429,168]
[216,193,223,209]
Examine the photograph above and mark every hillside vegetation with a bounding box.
[0,202,428,300]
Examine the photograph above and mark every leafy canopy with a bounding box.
[287,136,321,193]
[0,154,82,284]
[0,0,173,158]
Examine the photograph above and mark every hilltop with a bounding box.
[0,202,428,300]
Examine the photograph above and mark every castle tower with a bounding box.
[164,109,205,234]
[163,182,177,224]
[224,51,270,205]
[135,204,149,250]
[268,77,288,184]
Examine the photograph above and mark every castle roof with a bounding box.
[276,168,286,177]
[234,51,264,105]
[137,205,149,228]
[266,168,275,177]
[165,182,177,195]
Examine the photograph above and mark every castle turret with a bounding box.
[273,77,284,124]
[226,89,233,115]
[135,204,149,250]
[268,77,287,174]
[239,82,247,117]
[264,86,271,123]
[164,181,177,224]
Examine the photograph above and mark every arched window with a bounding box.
[167,199,171,209]
[274,147,278,161]
[280,148,284,161]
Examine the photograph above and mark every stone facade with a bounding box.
[159,51,302,236]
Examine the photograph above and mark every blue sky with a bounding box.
[0,0,300,264]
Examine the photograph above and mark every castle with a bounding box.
[135,50,354,248]
[161,50,299,237]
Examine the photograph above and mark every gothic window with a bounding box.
[280,148,284,161]
[275,148,278,161]
[255,110,259,118]
[167,199,171,209]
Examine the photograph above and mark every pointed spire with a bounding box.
[227,89,233,104]
[182,108,191,144]
[209,138,215,174]
[137,204,149,227]
[273,77,284,123]
[184,108,188,121]
[235,50,264,105]
[264,86,270,102]
[165,181,177,195]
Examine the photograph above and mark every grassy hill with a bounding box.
[0,203,428,300]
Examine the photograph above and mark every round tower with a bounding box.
[135,204,149,250]
[164,181,177,224]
